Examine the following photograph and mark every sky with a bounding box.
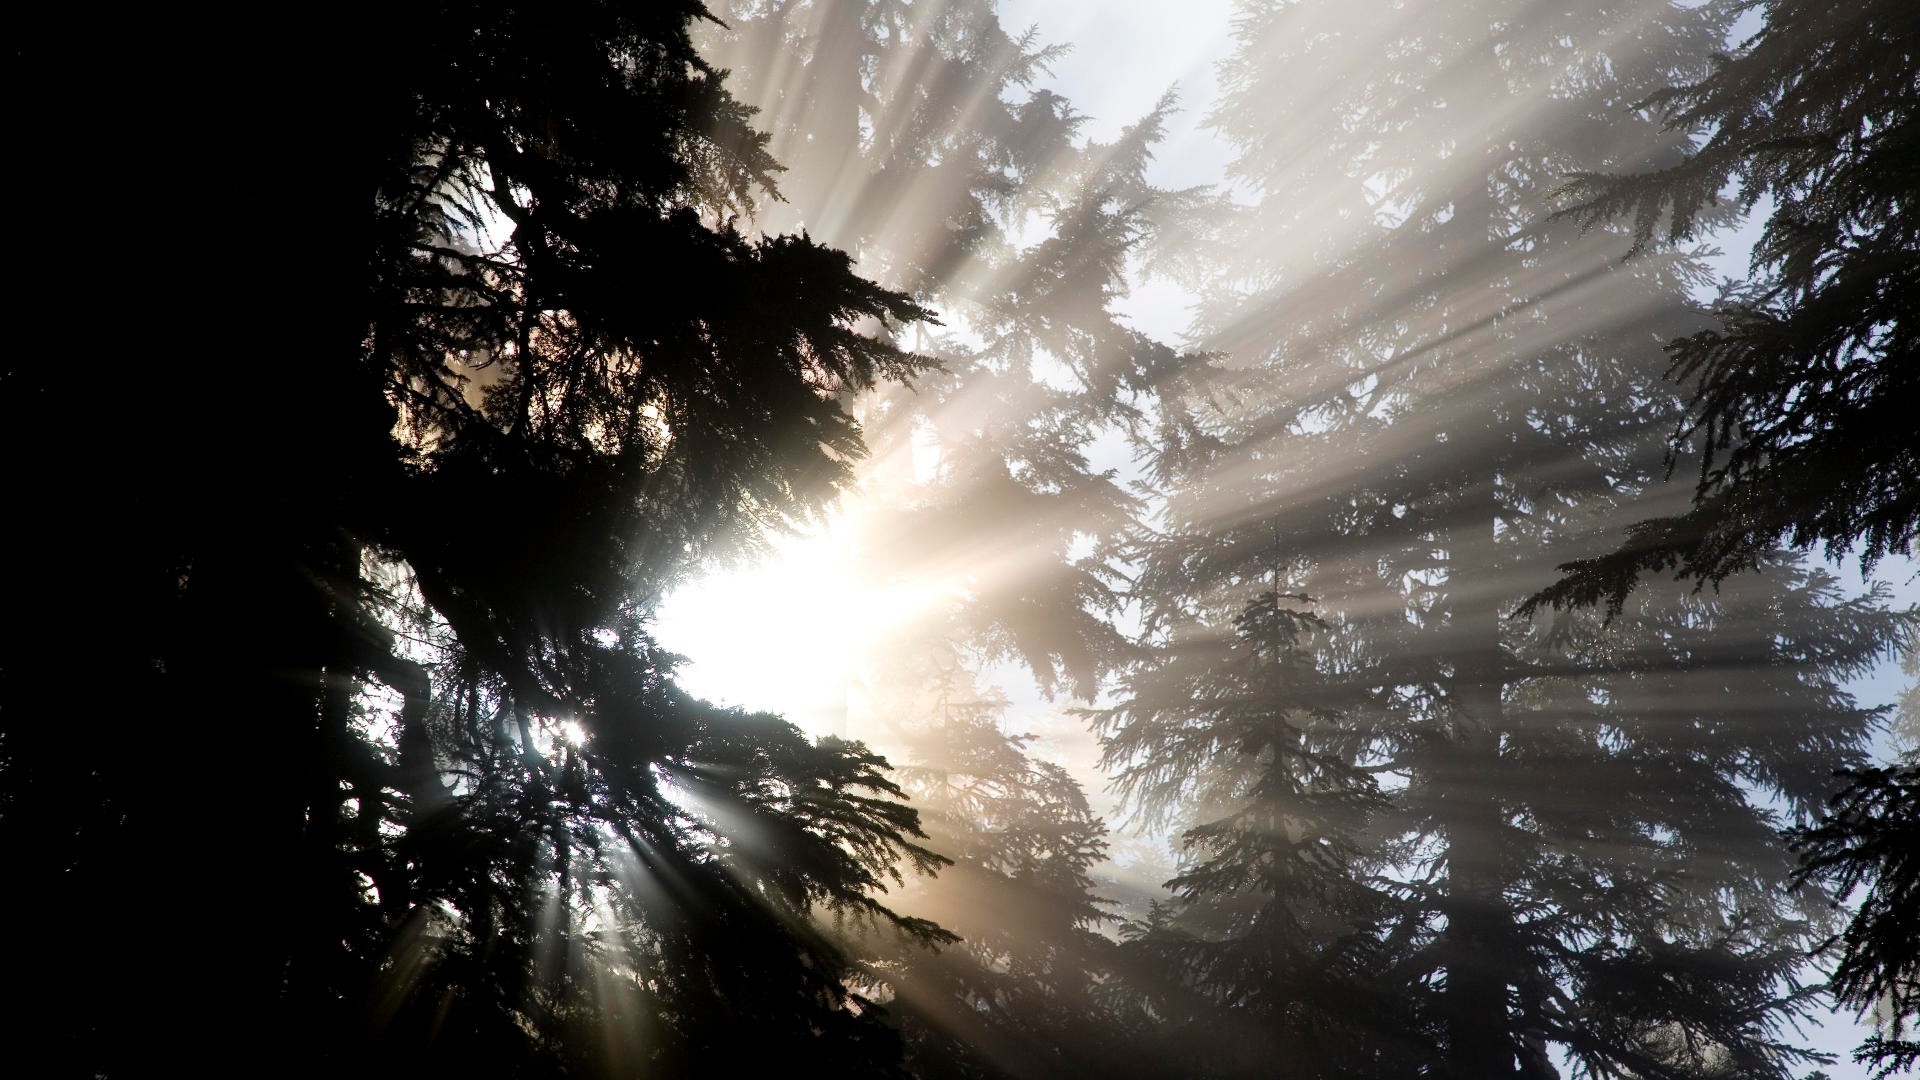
[657,3,1918,1072]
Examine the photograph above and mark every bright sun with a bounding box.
[651,507,940,739]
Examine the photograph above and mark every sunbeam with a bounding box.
[13,0,1916,1075]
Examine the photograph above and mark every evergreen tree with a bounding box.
[700,0,1168,694]
[1110,0,1916,1074]
[1512,5,1920,1069]
[1527,0,1919,614]
[860,669,1121,1078]
[1792,756,1920,1078]
[695,3,1194,1070]
[5,3,952,1074]
[1790,632,1920,1078]
[1096,590,1425,1077]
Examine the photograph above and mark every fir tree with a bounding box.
[700,0,1169,693]
[1511,5,1920,1069]
[1792,757,1920,1078]
[1096,590,1425,1077]
[5,3,950,1074]
[695,3,1194,1069]
[861,669,1121,1078]
[1527,0,1920,615]
[1113,0,1916,1074]
[1790,632,1920,1078]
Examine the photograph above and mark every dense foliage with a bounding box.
[1794,758,1920,1077]
[697,3,1191,1071]
[1104,0,1916,1075]
[5,1,1914,1076]
[6,3,948,1075]
[1519,2,1920,1070]
[1530,0,1918,613]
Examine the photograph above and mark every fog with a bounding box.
[658,2,1917,1075]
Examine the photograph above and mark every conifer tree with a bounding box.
[1790,629,1920,1078]
[1792,753,1920,1077]
[5,3,952,1075]
[859,667,1121,1077]
[1097,590,1426,1077]
[700,0,1170,693]
[1514,6,1920,1068]
[1110,1,1917,1075]
[695,3,1192,1069]
[1527,0,1919,614]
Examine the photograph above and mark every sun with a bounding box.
[651,506,943,739]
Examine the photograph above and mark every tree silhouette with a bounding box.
[1113,0,1916,1074]
[5,2,953,1075]
[1792,756,1920,1078]
[1790,628,1920,1077]
[1527,0,1919,615]
[1511,4,1920,1071]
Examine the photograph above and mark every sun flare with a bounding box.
[652,505,948,738]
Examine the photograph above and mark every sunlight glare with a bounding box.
[653,507,948,738]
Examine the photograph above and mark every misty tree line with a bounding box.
[2,0,1913,1078]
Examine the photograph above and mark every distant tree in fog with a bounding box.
[1109,0,1917,1074]
[699,2,1199,1070]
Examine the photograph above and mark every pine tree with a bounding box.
[1527,0,1920,614]
[1110,0,1916,1074]
[699,0,1168,692]
[1096,590,1426,1077]
[694,3,1193,1069]
[857,668,1121,1078]
[1792,756,1920,1078]
[4,3,952,1074]
[1512,6,1920,1069]
[1790,632,1920,1078]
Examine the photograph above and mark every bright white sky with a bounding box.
[656,5,1915,1071]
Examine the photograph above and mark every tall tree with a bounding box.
[1110,0,1915,1075]
[695,3,1192,1069]
[699,0,1170,696]
[1096,591,1427,1078]
[5,3,953,1075]
[1527,0,1919,614]
[1514,5,1920,1071]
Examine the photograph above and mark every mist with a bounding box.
[9,0,1915,1077]
[662,2,1917,1076]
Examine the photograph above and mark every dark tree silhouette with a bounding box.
[1111,0,1917,1075]
[1790,630,1920,1078]
[1792,756,1920,1078]
[1527,0,1919,615]
[5,3,953,1075]
[1511,4,1920,1071]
